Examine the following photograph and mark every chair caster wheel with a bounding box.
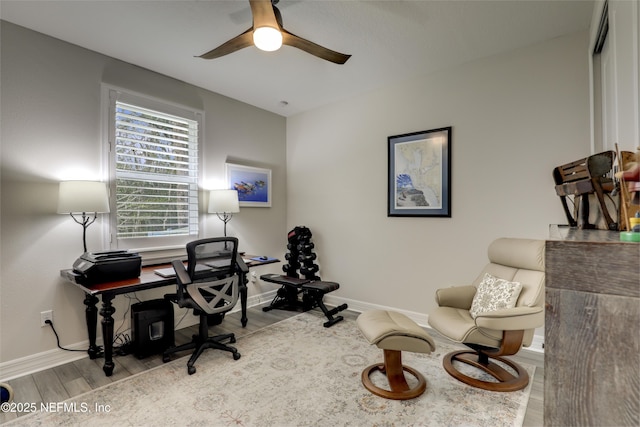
[162,355,170,363]
[233,352,241,361]
[230,336,236,344]
[188,366,196,375]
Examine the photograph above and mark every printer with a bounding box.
[73,250,141,285]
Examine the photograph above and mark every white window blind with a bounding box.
[114,101,198,239]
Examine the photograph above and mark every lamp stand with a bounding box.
[215,212,234,253]
[216,212,233,237]
[69,212,98,253]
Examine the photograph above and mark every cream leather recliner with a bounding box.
[428,238,545,392]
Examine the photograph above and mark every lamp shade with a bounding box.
[57,181,110,214]
[208,190,240,214]
[253,26,283,52]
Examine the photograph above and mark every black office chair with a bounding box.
[162,237,243,375]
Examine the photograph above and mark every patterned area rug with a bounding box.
[11,312,533,426]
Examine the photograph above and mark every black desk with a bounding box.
[60,256,278,376]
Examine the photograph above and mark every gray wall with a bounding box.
[286,31,591,317]
[0,22,287,365]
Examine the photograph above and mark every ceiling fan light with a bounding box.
[253,26,283,52]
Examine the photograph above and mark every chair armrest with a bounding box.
[168,260,192,308]
[171,259,192,285]
[236,254,249,274]
[435,285,476,310]
[474,306,544,331]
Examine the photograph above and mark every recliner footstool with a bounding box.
[357,310,436,400]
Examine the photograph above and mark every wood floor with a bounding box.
[0,305,544,426]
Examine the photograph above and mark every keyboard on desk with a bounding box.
[260,274,311,287]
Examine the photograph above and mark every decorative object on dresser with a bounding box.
[552,150,617,230]
[616,146,640,241]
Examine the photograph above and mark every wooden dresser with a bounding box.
[544,226,640,426]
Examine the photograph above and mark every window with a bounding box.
[105,88,203,254]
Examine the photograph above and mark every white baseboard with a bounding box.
[246,289,278,308]
[324,294,429,325]
[0,290,280,382]
[0,289,542,381]
[324,294,545,355]
[528,335,545,354]
[0,340,97,382]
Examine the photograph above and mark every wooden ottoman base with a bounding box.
[361,349,427,400]
[443,349,529,392]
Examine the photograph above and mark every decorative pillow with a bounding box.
[469,273,523,319]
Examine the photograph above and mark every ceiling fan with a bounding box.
[197,0,351,64]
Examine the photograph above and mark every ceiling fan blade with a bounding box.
[282,29,351,65]
[249,0,280,29]
[197,29,254,60]
[199,0,352,64]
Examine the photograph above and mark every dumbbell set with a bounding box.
[282,226,321,280]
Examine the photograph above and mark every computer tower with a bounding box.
[131,299,174,359]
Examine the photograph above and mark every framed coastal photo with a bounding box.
[225,163,272,207]
[387,127,451,217]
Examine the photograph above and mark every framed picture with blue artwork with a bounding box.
[225,163,272,207]
[387,127,451,217]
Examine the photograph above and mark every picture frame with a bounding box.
[387,127,452,217]
[225,163,272,207]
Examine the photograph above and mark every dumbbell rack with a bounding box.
[282,226,320,281]
[261,226,347,327]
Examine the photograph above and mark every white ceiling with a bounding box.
[1,0,594,117]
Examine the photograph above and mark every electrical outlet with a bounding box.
[41,310,53,327]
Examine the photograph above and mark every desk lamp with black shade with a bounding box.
[57,180,110,253]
